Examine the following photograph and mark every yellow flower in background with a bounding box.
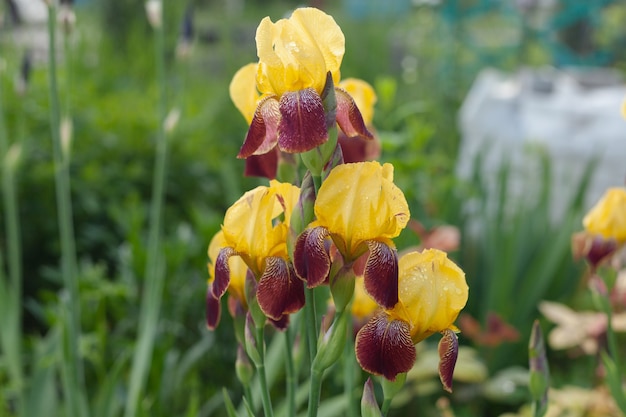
[207,181,305,329]
[355,249,468,390]
[351,277,378,321]
[255,8,344,98]
[294,161,409,309]
[583,187,626,243]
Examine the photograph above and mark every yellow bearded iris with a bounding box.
[255,7,344,98]
[338,78,377,125]
[390,249,468,343]
[314,161,409,258]
[222,180,300,275]
[583,187,626,243]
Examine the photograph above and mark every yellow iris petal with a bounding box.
[229,63,260,124]
[222,181,300,274]
[207,231,247,304]
[583,187,626,242]
[315,161,409,256]
[338,78,377,125]
[391,249,468,343]
[255,7,344,97]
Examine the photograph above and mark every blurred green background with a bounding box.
[1,0,625,416]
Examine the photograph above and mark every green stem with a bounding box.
[46,4,88,416]
[284,326,296,417]
[604,295,621,374]
[343,330,357,417]
[255,327,274,417]
[304,288,318,361]
[124,4,169,417]
[307,368,323,417]
[381,398,392,416]
[243,384,254,412]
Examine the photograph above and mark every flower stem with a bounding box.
[304,288,318,361]
[344,329,357,417]
[124,3,169,416]
[307,368,324,417]
[284,326,296,416]
[381,398,392,415]
[46,4,88,416]
[255,326,274,417]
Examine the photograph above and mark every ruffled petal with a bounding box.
[364,240,399,309]
[355,312,416,381]
[244,148,279,179]
[212,247,236,299]
[438,328,459,393]
[206,285,221,329]
[257,257,305,320]
[293,227,331,288]
[237,96,280,158]
[335,88,373,140]
[278,88,327,153]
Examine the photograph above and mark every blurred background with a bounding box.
[1,0,625,416]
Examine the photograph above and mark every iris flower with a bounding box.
[355,249,468,391]
[207,181,305,329]
[294,161,409,309]
[229,8,372,171]
[583,187,626,243]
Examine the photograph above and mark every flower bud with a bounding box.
[235,344,254,386]
[313,308,349,372]
[360,378,382,417]
[329,263,355,314]
[244,313,261,366]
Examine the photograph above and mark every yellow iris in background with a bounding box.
[583,187,626,243]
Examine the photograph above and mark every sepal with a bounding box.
[438,328,459,393]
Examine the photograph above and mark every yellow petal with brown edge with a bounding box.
[207,231,248,305]
[390,249,468,344]
[229,63,260,124]
[315,161,409,256]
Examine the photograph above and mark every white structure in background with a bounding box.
[8,0,47,24]
[457,68,626,222]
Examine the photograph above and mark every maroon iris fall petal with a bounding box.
[244,148,279,179]
[238,96,280,158]
[206,286,221,330]
[335,88,374,140]
[438,329,459,393]
[256,257,305,320]
[212,247,236,299]
[355,312,416,381]
[293,227,331,288]
[278,88,328,153]
[364,240,399,309]
[269,315,290,330]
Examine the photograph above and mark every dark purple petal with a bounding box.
[269,315,290,330]
[335,88,374,140]
[206,285,222,330]
[212,247,236,299]
[338,133,380,163]
[257,257,305,320]
[364,241,399,309]
[355,312,416,381]
[244,148,278,179]
[438,329,459,393]
[278,88,327,153]
[293,227,331,288]
[237,96,280,158]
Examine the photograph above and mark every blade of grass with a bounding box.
[124,2,170,415]
[45,3,88,416]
